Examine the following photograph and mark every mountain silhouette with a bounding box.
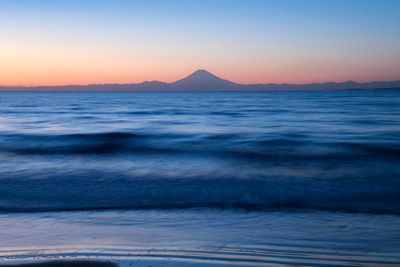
[1,69,400,91]
[169,69,238,90]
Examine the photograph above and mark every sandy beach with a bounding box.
[0,262,117,267]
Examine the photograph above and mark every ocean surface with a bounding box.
[0,90,399,267]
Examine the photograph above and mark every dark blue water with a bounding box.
[0,90,399,214]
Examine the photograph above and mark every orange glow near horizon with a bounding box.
[2,66,400,87]
[1,40,399,86]
[2,51,400,87]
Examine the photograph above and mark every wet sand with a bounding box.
[0,261,117,267]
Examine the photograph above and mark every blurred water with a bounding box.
[0,91,399,214]
[0,90,399,266]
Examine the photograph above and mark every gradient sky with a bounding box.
[1,0,400,86]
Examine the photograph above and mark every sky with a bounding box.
[0,0,399,86]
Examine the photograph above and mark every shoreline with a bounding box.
[0,261,117,267]
[0,244,399,267]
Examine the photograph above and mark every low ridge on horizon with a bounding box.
[1,69,400,91]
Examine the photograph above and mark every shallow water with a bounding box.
[0,90,399,266]
[0,210,400,266]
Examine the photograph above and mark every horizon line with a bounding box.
[1,69,400,88]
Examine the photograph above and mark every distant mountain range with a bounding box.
[2,69,400,91]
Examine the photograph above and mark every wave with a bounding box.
[0,132,399,160]
[0,170,399,214]
[0,131,399,214]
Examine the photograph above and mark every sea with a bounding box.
[0,90,399,267]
